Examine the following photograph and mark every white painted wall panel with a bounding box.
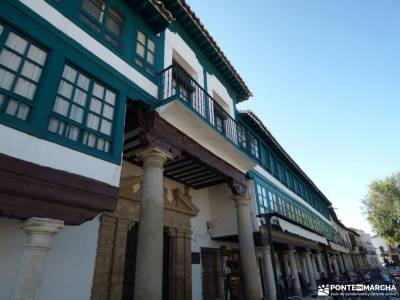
[0,124,121,186]
[0,217,99,300]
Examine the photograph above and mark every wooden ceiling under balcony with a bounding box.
[122,104,246,192]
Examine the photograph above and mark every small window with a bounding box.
[255,183,269,214]
[0,24,48,122]
[250,137,259,159]
[48,64,116,153]
[263,146,271,170]
[135,31,156,75]
[80,0,125,49]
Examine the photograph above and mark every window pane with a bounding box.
[97,137,105,150]
[6,32,28,55]
[53,96,70,116]
[14,78,36,100]
[104,90,115,105]
[82,0,105,22]
[77,73,90,91]
[27,45,47,66]
[89,97,102,113]
[0,68,16,91]
[100,119,112,135]
[146,51,154,65]
[58,80,73,99]
[21,61,42,82]
[0,93,4,107]
[104,141,110,152]
[68,125,79,141]
[105,8,124,37]
[0,24,3,35]
[136,43,145,58]
[16,103,30,120]
[62,65,78,83]
[0,49,22,71]
[92,83,104,98]
[48,117,59,133]
[87,113,100,130]
[102,104,113,119]
[5,99,18,116]
[83,132,96,147]
[137,31,145,44]
[73,88,87,106]
[69,104,84,123]
[148,39,155,52]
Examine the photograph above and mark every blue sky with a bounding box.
[187,0,400,233]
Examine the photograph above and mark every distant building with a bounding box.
[351,229,380,267]
[371,235,400,265]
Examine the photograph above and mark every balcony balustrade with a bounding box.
[159,64,259,160]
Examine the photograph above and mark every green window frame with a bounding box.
[262,145,271,171]
[250,137,260,160]
[135,31,156,76]
[48,63,117,154]
[256,183,269,214]
[79,0,125,49]
[0,22,48,123]
[254,176,331,236]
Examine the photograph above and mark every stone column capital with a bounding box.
[137,146,172,168]
[11,217,63,300]
[263,244,271,254]
[286,249,296,255]
[232,193,250,206]
[22,217,64,250]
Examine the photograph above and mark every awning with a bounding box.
[278,218,329,245]
[329,241,350,253]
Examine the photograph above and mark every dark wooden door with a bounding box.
[201,248,222,299]
[122,225,171,300]
[122,224,138,300]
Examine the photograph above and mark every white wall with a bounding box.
[164,29,235,117]
[208,184,237,238]
[191,185,240,300]
[0,124,121,187]
[0,216,99,300]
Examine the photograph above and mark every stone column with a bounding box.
[134,147,171,300]
[233,194,262,300]
[283,254,291,277]
[274,252,282,279]
[10,217,64,300]
[304,250,317,290]
[348,254,354,271]
[316,252,325,277]
[312,255,320,280]
[332,255,340,276]
[299,255,309,284]
[286,246,302,297]
[337,254,344,273]
[340,254,348,272]
[262,245,277,300]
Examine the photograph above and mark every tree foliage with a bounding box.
[363,172,400,246]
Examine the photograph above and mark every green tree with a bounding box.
[363,172,400,246]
